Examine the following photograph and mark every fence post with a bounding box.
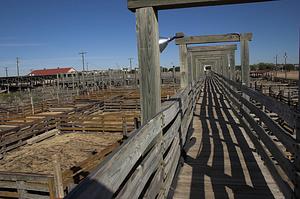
[52,154,64,199]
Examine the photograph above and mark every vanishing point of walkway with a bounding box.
[169,77,284,199]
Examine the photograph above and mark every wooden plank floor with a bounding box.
[168,77,284,199]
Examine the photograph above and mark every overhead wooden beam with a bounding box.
[128,0,273,11]
[190,50,233,56]
[188,44,237,52]
[176,33,252,45]
[192,54,224,78]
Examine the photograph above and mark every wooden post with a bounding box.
[190,52,196,83]
[56,74,60,103]
[227,53,231,80]
[295,34,300,198]
[72,73,75,92]
[52,154,64,198]
[241,33,250,87]
[172,65,176,92]
[230,51,236,82]
[136,7,161,124]
[179,44,188,88]
[30,95,34,115]
[16,181,26,199]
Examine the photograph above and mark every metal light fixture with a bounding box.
[159,33,184,53]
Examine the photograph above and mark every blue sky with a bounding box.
[0,0,298,76]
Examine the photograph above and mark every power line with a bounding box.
[79,52,87,71]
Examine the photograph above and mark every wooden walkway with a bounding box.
[168,77,284,199]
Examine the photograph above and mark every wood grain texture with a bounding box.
[188,44,237,52]
[240,33,250,87]
[179,44,189,89]
[176,33,252,45]
[136,7,161,124]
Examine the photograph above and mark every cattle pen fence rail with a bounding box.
[65,79,204,199]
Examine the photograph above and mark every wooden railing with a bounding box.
[0,142,118,199]
[0,172,56,199]
[0,117,58,158]
[65,80,203,199]
[213,72,300,198]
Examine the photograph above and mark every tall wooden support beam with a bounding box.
[179,44,189,88]
[240,33,250,87]
[229,52,236,81]
[195,59,200,79]
[225,53,229,78]
[128,0,272,11]
[136,7,161,124]
[187,52,194,83]
[295,34,300,198]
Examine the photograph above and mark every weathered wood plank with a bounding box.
[136,7,161,124]
[128,0,272,11]
[188,44,237,52]
[27,129,59,145]
[0,172,52,182]
[176,33,252,45]
[115,143,162,198]
[143,168,163,199]
[179,44,189,88]
[65,114,163,199]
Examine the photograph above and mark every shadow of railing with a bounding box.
[172,76,274,198]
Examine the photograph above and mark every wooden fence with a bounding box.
[213,72,300,198]
[0,117,58,158]
[65,79,203,199]
[0,142,118,199]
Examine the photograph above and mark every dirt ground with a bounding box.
[0,132,122,174]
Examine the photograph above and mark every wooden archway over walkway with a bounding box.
[188,44,237,80]
[128,0,262,123]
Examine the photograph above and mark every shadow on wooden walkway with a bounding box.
[168,77,283,199]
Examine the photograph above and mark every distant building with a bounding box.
[28,67,76,76]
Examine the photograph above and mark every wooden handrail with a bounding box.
[214,73,299,198]
[65,80,203,199]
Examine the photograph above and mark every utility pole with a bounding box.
[79,52,87,71]
[274,55,278,78]
[16,57,20,77]
[128,58,134,71]
[4,67,8,77]
[284,52,287,79]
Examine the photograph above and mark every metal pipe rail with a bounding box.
[213,72,300,199]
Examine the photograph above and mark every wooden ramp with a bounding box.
[168,77,284,199]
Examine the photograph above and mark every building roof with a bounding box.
[29,67,76,76]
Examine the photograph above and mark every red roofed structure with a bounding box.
[28,67,76,76]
